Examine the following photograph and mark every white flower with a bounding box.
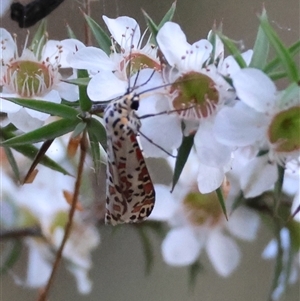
[4,165,100,294]
[68,15,160,101]
[0,28,81,131]
[151,152,260,276]
[214,68,300,197]
[137,22,234,193]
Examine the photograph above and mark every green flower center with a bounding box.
[183,190,223,226]
[124,52,161,77]
[5,60,53,97]
[268,106,300,153]
[170,71,219,119]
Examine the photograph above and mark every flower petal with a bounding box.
[68,47,114,73]
[226,207,260,241]
[0,28,16,62]
[103,16,140,49]
[149,184,178,221]
[25,240,52,288]
[232,68,277,113]
[195,120,232,167]
[87,71,127,101]
[157,22,191,68]
[197,163,225,193]
[206,230,241,277]
[162,227,202,266]
[214,102,267,147]
[59,39,86,68]
[8,108,44,132]
[140,113,182,158]
[241,154,278,198]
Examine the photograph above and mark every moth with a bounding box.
[104,91,155,225]
[10,0,65,28]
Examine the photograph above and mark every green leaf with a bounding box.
[207,28,221,65]
[3,98,79,119]
[171,134,194,192]
[230,191,244,213]
[2,118,80,146]
[83,13,111,55]
[66,23,77,39]
[264,40,300,74]
[136,226,154,275]
[1,130,71,176]
[142,10,159,43]
[87,117,107,148]
[87,127,102,178]
[78,70,92,112]
[0,240,22,274]
[216,187,228,220]
[250,21,269,69]
[29,20,47,59]
[268,71,288,81]
[287,220,300,251]
[143,1,176,44]
[62,77,90,87]
[141,221,166,239]
[217,32,247,69]
[87,117,107,181]
[188,261,203,290]
[274,164,285,213]
[72,122,87,138]
[3,147,20,182]
[158,1,177,29]
[259,9,299,82]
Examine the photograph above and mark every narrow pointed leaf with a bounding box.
[171,134,194,192]
[87,128,101,178]
[2,130,71,176]
[87,117,107,181]
[2,118,80,146]
[83,13,111,55]
[3,98,78,119]
[87,117,107,148]
[142,10,159,43]
[188,261,202,290]
[30,20,47,59]
[0,240,22,274]
[136,226,154,275]
[250,23,269,69]
[287,220,300,251]
[274,164,285,213]
[62,77,90,86]
[158,1,177,28]
[72,122,87,138]
[216,187,228,220]
[264,40,300,74]
[217,33,247,69]
[66,23,77,39]
[3,147,20,182]
[259,10,299,82]
[78,70,92,112]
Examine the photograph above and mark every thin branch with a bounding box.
[37,131,87,301]
[0,226,42,240]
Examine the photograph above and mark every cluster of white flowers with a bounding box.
[1,137,100,294]
[0,10,299,298]
[65,16,299,276]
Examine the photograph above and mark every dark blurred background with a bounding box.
[1,0,299,300]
